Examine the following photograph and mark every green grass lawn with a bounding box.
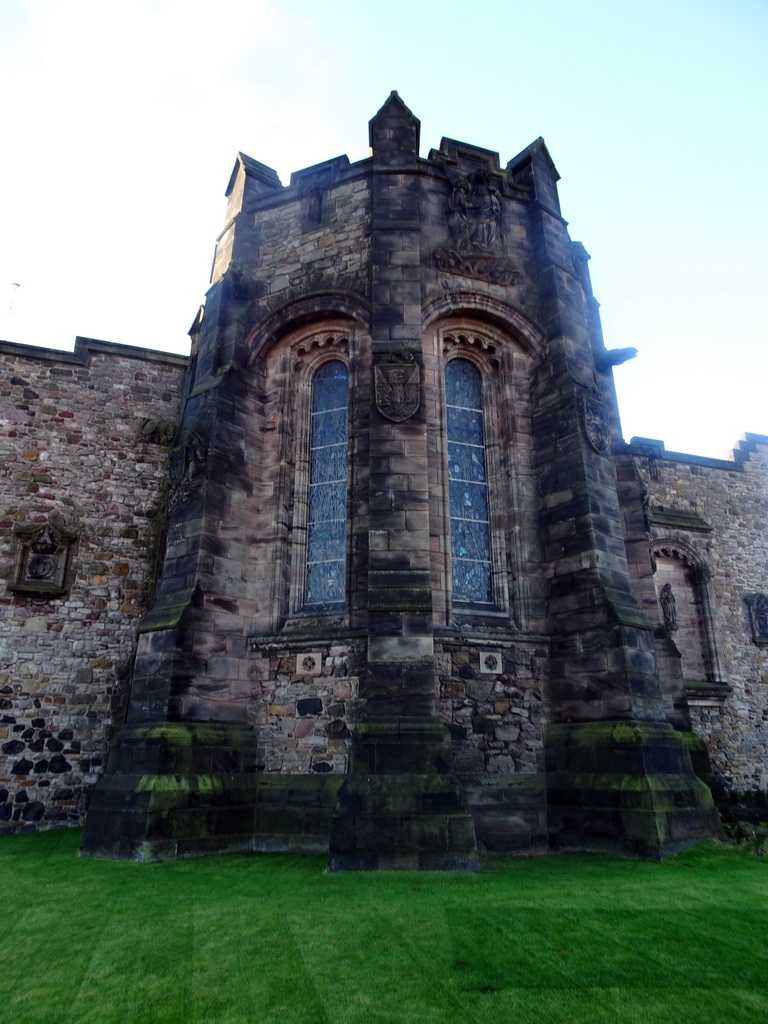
[0,830,766,1024]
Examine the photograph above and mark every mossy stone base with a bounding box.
[327,774,479,871]
[349,718,451,774]
[461,772,549,854]
[80,723,343,861]
[545,721,722,857]
[80,771,261,861]
[101,721,262,775]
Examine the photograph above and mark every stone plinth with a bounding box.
[328,773,479,871]
[545,721,721,857]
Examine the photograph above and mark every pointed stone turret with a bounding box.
[369,91,420,170]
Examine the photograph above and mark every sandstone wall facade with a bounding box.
[632,434,768,790]
[0,339,186,831]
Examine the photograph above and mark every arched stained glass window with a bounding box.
[446,359,492,604]
[305,360,348,607]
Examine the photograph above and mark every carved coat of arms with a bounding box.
[746,593,768,644]
[582,395,611,454]
[374,354,421,422]
[10,519,77,596]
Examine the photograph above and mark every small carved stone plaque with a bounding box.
[374,354,421,422]
[479,650,503,675]
[296,652,322,675]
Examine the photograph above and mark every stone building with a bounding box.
[1,95,766,865]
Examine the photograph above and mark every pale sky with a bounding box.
[1,0,766,458]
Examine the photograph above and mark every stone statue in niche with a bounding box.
[374,352,421,423]
[660,583,678,631]
[10,519,77,596]
[745,593,768,644]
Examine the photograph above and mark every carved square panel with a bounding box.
[10,520,77,597]
[296,652,322,675]
[745,594,768,645]
[479,650,503,674]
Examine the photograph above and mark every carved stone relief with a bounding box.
[582,394,610,454]
[374,352,421,423]
[168,430,208,514]
[291,332,349,370]
[225,261,261,303]
[141,418,175,445]
[10,519,78,596]
[745,593,768,645]
[433,248,522,286]
[433,169,521,286]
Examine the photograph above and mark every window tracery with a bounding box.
[445,359,492,604]
[429,319,537,629]
[305,360,349,607]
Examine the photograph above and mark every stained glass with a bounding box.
[446,358,482,410]
[307,520,346,565]
[448,441,486,483]
[446,406,484,446]
[306,561,345,605]
[451,520,490,561]
[449,482,489,521]
[446,360,492,605]
[311,407,348,448]
[452,559,493,604]
[306,361,348,606]
[310,443,346,485]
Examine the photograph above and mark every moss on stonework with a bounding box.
[651,508,712,532]
[602,588,653,630]
[136,774,224,794]
[550,721,677,746]
[610,723,644,744]
[137,587,196,633]
[679,731,709,753]
[367,589,433,611]
[129,723,250,745]
[354,719,449,743]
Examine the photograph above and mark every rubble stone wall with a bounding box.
[434,639,549,774]
[633,435,768,790]
[0,339,187,831]
[245,638,365,774]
